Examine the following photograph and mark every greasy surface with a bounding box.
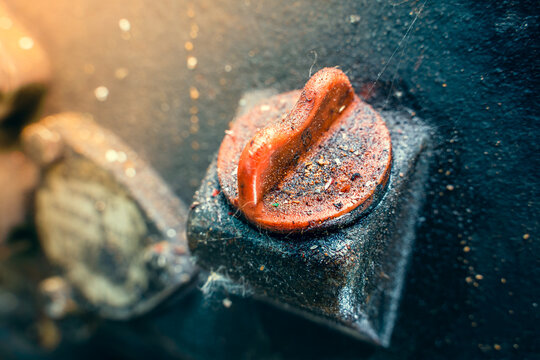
[1,0,538,359]
[218,68,391,232]
[191,107,429,346]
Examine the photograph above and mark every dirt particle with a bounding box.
[222,298,232,308]
[190,87,200,100]
[187,56,198,70]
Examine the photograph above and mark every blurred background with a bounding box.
[0,0,538,359]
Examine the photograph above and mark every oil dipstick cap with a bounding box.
[217,68,392,233]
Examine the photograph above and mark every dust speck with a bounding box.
[118,18,131,32]
[190,87,200,100]
[94,86,109,101]
[187,56,198,70]
[19,37,34,50]
[115,67,129,79]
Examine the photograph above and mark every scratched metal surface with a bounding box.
[1,0,539,359]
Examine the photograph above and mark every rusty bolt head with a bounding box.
[217,68,392,233]
[22,121,64,166]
